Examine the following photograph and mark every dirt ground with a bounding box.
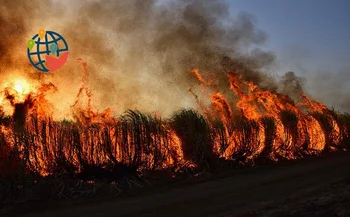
[9,153,350,217]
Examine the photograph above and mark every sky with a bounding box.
[227,0,350,72]
[226,0,350,109]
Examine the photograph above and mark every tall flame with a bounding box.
[0,64,348,178]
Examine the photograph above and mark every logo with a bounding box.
[27,29,69,72]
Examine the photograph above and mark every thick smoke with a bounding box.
[281,71,305,101]
[306,69,350,112]
[60,0,277,117]
[1,0,314,119]
[0,0,36,75]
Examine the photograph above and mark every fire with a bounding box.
[190,69,346,161]
[0,77,34,115]
[14,81,25,94]
[6,77,32,93]
[13,78,33,101]
[0,63,349,179]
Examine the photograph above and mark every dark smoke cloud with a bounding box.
[59,0,278,116]
[2,0,314,118]
[280,71,305,101]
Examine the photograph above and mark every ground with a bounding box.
[5,153,350,217]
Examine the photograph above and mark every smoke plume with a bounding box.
[0,0,318,119]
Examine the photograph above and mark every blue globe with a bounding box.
[27,31,69,72]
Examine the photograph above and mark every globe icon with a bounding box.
[27,30,69,72]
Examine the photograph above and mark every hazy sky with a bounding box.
[226,0,350,109]
[227,0,350,72]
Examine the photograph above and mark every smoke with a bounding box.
[280,71,305,101]
[0,0,34,74]
[276,44,350,113]
[305,68,350,112]
[60,0,278,117]
[1,0,315,119]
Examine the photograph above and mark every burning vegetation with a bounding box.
[1,0,350,205]
[0,60,349,181]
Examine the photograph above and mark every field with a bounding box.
[1,1,350,216]
[1,62,350,216]
[2,152,348,217]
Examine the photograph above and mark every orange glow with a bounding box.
[190,69,344,161]
[0,65,348,177]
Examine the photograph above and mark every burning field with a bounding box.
[1,0,350,209]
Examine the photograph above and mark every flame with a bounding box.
[2,77,34,101]
[0,63,348,178]
[190,69,344,161]
[14,80,25,94]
